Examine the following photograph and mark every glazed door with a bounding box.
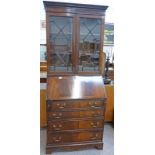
[77,16,103,74]
[47,15,75,74]
[47,14,104,75]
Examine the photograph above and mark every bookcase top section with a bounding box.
[47,76,106,100]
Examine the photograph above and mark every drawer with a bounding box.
[47,100,104,111]
[48,119,104,131]
[47,131,103,144]
[47,109,104,120]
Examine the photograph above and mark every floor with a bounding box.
[40,123,114,155]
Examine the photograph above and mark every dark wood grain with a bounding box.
[43,1,108,10]
[47,109,104,120]
[47,119,104,131]
[44,1,108,154]
[47,76,106,100]
[47,130,103,144]
[44,1,108,76]
[44,1,108,16]
[46,142,103,154]
[47,100,105,111]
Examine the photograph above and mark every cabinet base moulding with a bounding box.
[46,142,103,154]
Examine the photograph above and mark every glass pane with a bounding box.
[79,18,101,72]
[49,16,72,72]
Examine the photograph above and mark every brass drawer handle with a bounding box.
[52,124,56,128]
[91,133,98,140]
[91,111,102,116]
[89,102,94,107]
[59,106,65,109]
[55,116,61,119]
[90,122,100,128]
[52,124,62,130]
[91,105,96,108]
[58,124,62,127]
[57,103,66,109]
[53,136,62,142]
[52,113,62,118]
[59,113,62,115]
[52,113,56,116]
[54,128,61,130]
[94,102,97,105]
[89,102,98,108]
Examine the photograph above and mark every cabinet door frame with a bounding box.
[76,15,105,75]
[46,12,76,76]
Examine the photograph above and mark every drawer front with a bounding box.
[48,119,103,131]
[47,100,104,111]
[47,109,104,120]
[47,131,103,144]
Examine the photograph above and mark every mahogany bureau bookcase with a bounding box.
[43,1,108,154]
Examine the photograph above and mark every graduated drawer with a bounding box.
[47,130,103,144]
[48,119,103,131]
[47,109,104,120]
[47,100,104,111]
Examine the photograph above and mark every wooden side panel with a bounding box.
[105,85,114,122]
[40,90,47,128]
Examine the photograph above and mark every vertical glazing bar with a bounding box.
[46,12,51,74]
[99,17,105,75]
[75,15,80,74]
